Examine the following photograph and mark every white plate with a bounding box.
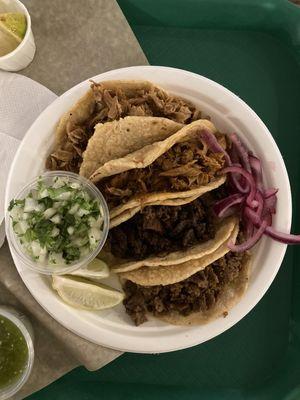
[5,66,291,353]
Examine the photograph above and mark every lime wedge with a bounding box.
[70,259,110,280]
[0,13,26,39]
[52,275,124,310]
[0,13,26,56]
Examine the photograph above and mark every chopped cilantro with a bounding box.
[8,199,25,211]
[38,197,53,209]
[8,176,104,266]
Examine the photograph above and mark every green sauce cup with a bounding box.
[0,307,34,400]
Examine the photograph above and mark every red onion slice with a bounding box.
[230,175,249,194]
[227,163,250,194]
[249,155,263,191]
[264,188,278,199]
[245,221,254,239]
[228,145,239,164]
[221,166,256,203]
[213,194,244,218]
[264,227,300,244]
[228,220,268,252]
[244,206,261,225]
[229,133,251,172]
[264,195,277,215]
[244,206,299,243]
[254,190,264,218]
[263,212,273,227]
[200,130,231,166]
[211,131,298,251]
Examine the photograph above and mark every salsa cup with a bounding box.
[6,171,109,275]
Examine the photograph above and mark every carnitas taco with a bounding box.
[80,116,183,180]
[46,80,201,173]
[90,118,226,227]
[117,221,251,326]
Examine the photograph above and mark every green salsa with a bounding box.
[0,315,29,389]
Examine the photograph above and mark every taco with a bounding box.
[46,80,201,173]
[107,201,236,274]
[80,116,183,179]
[118,221,251,326]
[91,118,226,227]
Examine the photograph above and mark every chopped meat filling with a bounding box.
[108,195,217,260]
[98,137,225,209]
[123,251,246,326]
[46,82,201,172]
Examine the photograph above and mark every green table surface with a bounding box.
[28,1,300,399]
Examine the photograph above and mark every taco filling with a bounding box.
[97,134,226,209]
[123,251,247,326]
[108,191,225,261]
[46,82,201,173]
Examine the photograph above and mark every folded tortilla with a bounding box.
[90,118,226,227]
[118,218,239,284]
[90,119,218,183]
[80,116,183,179]
[109,175,225,228]
[112,216,237,273]
[109,193,202,228]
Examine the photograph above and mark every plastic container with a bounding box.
[6,171,109,275]
[0,0,36,71]
[0,306,34,400]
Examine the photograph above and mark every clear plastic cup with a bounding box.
[0,306,34,400]
[0,0,36,71]
[6,171,110,275]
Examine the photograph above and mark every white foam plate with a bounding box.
[5,66,291,353]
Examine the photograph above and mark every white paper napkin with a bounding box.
[0,71,57,246]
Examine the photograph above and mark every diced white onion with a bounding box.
[89,227,101,241]
[77,208,89,217]
[73,237,89,247]
[55,191,71,201]
[31,241,43,257]
[48,252,65,265]
[18,220,29,234]
[80,246,90,257]
[38,251,47,264]
[70,182,81,189]
[43,208,57,219]
[50,214,61,224]
[22,213,29,220]
[68,203,79,215]
[35,203,45,212]
[53,177,68,189]
[31,189,39,200]
[88,228,101,247]
[67,226,74,235]
[51,227,60,237]
[24,197,38,213]
[39,189,49,199]
[10,206,24,221]
[89,215,103,228]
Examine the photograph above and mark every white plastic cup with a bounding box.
[0,306,34,400]
[0,0,36,71]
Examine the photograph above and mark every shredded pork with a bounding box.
[46,82,201,172]
[98,137,225,209]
